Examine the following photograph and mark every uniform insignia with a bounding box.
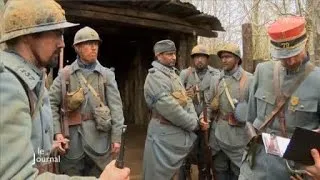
[290,96,299,106]
[148,68,155,73]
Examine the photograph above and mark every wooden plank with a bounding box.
[121,45,149,125]
[60,2,193,28]
[64,9,217,37]
[242,23,254,73]
[156,0,197,17]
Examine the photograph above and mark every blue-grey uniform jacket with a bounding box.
[142,61,199,180]
[204,67,253,168]
[239,59,320,180]
[49,59,124,169]
[180,65,220,116]
[0,50,96,179]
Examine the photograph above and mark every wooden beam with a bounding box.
[64,8,217,37]
[61,2,193,28]
[242,23,254,73]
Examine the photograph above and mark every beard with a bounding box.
[47,56,59,68]
[195,63,206,70]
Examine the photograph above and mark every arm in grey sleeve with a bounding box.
[199,76,218,120]
[144,72,198,131]
[105,70,124,143]
[49,72,63,135]
[179,69,187,88]
[0,71,39,179]
[0,70,97,180]
[244,73,254,102]
[246,65,260,123]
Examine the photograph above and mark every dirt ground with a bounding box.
[124,124,199,180]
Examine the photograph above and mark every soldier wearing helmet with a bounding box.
[180,44,220,114]
[0,0,129,179]
[178,44,219,179]
[199,43,253,180]
[49,26,125,177]
[239,16,320,180]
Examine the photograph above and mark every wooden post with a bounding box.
[0,0,5,50]
[177,34,187,70]
[313,0,320,66]
[187,34,197,68]
[242,23,254,73]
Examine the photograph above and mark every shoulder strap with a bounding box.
[223,78,236,110]
[4,67,45,121]
[183,67,193,86]
[101,68,108,103]
[78,71,105,107]
[239,71,248,101]
[258,62,315,132]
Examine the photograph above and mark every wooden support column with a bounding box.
[177,33,197,70]
[177,34,187,70]
[0,0,6,50]
[242,23,254,73]
[314,0,320,66]
[187,34,197,67]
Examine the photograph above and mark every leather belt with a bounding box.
[35,162,57,174]
[68,111,93,126]
[151,112,172,125]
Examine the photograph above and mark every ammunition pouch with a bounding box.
[93,105,112,132]
[171,90,188,107]
[219,112,243,126]
[67,111,93,126]
[66,87,85,111]
[211,96,219,112]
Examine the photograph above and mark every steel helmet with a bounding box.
[217,43,242,65]
[73,26,101,46]
[0,0,78,43]
[191,44,209,57]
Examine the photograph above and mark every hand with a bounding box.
[304,149,320,180]
[185,87,195,98]
[313,129,320,133]
[99,160,130,180]
[199,118,210,131]
[54,133,69,155]
[290,174,303,180]
[51,139,69,152]
[112,143,121,154]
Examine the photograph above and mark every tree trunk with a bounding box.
[313,0,320,66]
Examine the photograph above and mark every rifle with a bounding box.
[197,91,216,180]
[193,71,201,105]
[116,125,127,169]
[59,44,70,139]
